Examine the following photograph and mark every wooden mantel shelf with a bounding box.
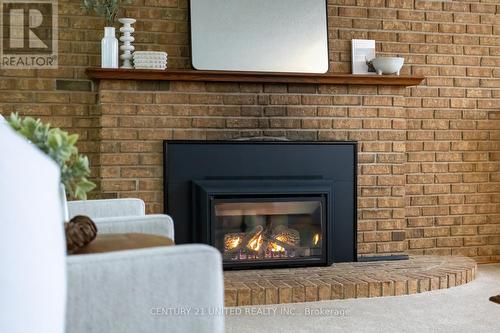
[86,68,424,86]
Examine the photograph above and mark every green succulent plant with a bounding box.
[82,0,133,26]
[7,113,96,200]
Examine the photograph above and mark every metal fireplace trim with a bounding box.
[192,179,335,269]
[210,196,328,268]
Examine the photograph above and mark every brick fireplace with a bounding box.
[1,1,499,262]
[93,70,499,262]
[97,79,409,258]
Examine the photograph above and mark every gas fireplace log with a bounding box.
[260,234,298,252]
[224,225,264,253]
[224,225,302,258]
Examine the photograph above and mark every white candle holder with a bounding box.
[118,18,136,69]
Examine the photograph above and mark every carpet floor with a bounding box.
[225,264,500,333]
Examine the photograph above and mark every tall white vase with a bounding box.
[118,18,136,68]
[101,27,118,68]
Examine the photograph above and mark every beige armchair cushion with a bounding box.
[74,233,174,255]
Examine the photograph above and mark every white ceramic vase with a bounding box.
[101,27,119,68]
[118,18,136,69]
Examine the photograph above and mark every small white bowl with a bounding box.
[370,57,404,75]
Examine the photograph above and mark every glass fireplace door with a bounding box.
[211,196,326,267]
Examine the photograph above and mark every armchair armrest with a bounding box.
[66,245,224,333]
[93,214,175,240]
[68,199,146,219]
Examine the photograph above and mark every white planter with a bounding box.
[101,27,118,68]
[371,57,404,76]
[60,184,69,222]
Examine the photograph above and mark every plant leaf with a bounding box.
[77,179,96,192]
[48,131,62,149]
[6,112,96,201]
[68,133,79,146]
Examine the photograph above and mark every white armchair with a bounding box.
[68,198,174,238]
[1,120,66,333]
[66,199,224,333]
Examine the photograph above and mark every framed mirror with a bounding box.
[190,0,329,73]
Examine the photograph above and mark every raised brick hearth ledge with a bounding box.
[224,256,476,306]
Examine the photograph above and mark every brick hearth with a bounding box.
[223,255,477,306]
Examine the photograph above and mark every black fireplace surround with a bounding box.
[164,141,357,269]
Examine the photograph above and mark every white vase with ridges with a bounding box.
[118,18,136,69]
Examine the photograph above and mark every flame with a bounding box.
[276,235,287,242]
[226,236,242,250]
[248,233,263,251]
[270,243,285,252]
[313,233,320,246]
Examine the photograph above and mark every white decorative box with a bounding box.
[133,51,168,70]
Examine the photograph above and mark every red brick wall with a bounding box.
[1,0,499,262]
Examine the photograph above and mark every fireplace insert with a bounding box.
[164,141,357,269]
